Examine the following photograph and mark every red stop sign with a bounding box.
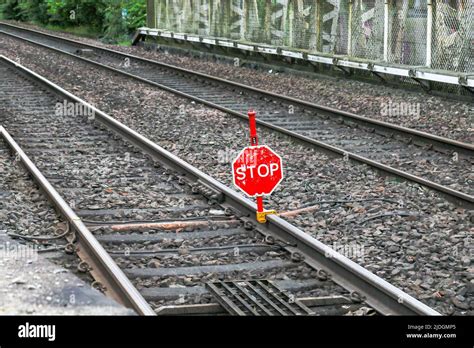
[232,145,283,197]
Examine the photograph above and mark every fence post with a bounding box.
[383,0,389,61]
[348,0,353,56]
[316,1,322,52]
[147,0,156,28]
[426,0,433,67]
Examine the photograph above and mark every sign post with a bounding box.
[232,110,284,223]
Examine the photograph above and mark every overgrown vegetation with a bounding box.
[0,0,146,42]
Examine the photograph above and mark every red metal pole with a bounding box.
[248,110,264,217]
[256,196,264,212]
[248,110,258,146]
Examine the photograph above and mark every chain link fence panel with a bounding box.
[387,0,427,66]
[432,0,473,73]
[323,0,349,55]
[350,0,384,60]
[151,0,473,77]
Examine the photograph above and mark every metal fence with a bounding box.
[387,0,428,66]
[148,0,474,73]
[432,0,474,72]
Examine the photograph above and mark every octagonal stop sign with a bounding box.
[232,145,283,197]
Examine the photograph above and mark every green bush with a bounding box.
[103,0,127,42]
[17,0,49,23]
[0,0,21,20]
[75,0,106,29]
[46,0,74,26]
[124,0,145,29]
[0,0,146,40]
[47,0,105,29]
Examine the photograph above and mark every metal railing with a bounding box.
[148,0,473,74]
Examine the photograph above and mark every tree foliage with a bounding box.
[0,0,146,41]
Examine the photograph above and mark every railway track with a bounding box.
[0,55,440,315]
[0,136,139,315]
[0,22,472,209]
[0,136,71,257]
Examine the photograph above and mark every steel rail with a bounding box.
[0,125,156,316]
[0,55,441,316]
[0,25,472,209]
[0,21,472,155]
